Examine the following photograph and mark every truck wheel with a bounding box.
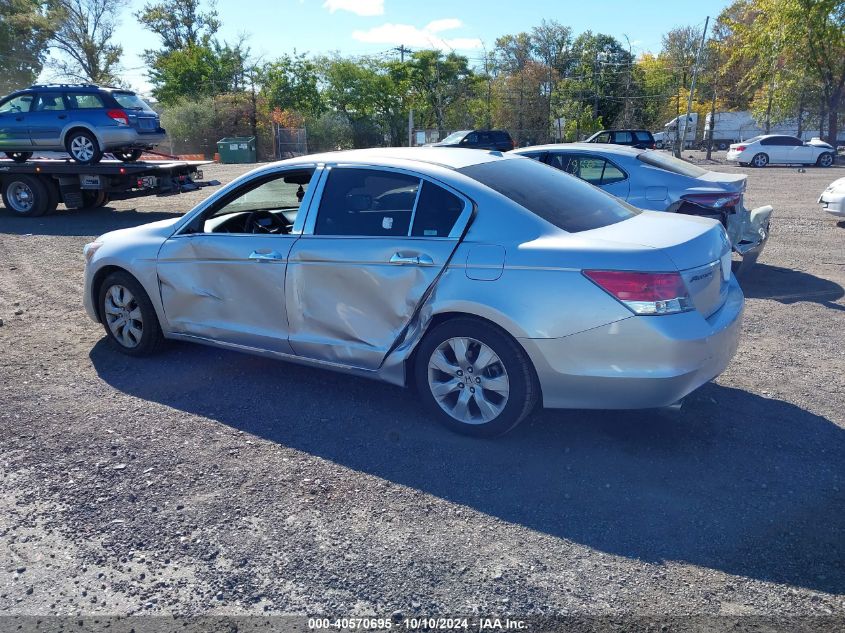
[1,175,49,217]
[5,152,33,163]
[717,141,728,150]
[43,177,60,215]
[114,149,143,162]
[66,130,103,164]
[81,190,109,209]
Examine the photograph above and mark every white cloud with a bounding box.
[352,19,482,51]
[323,0,384,16]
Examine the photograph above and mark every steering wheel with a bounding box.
[244,210,286,234]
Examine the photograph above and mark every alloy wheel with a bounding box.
[427,336,510,424]
[104,285,143,348]
[819,153,833,167]
[70,135,95,162]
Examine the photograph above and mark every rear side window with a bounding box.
[67,93,105,109]
[637,151,708,178]
[411,182,464,237]
[315,168,419,237]
[113,92,153,111]
[459,158,639,233]
[614,131,633,143]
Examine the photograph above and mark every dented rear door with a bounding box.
[286,165,472,370]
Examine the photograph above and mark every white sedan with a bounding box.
[819,176,845,217]
[726,135,836,168]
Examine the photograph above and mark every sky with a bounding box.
[49,0,734,94]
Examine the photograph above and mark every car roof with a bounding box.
[276,147,523,171]
[26,84,129,93]
[515,143,645,157]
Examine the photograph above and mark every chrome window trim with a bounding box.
[301,163,474,240]
[170,163,322,238]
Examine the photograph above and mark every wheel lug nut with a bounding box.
[470,387,475,393]
[467,367,473,373]
[457,370,463,376]
[458,382,464,388]
[475,377,481,384]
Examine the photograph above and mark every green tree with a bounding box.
[50,0,123,84]
[135,0,219,55]
[406,50,474,135]
[0,0,61,94]
[260,53,322,118]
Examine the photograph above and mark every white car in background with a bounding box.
[726,135,836,168]
[819,177,845,217]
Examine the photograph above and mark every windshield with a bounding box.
[113,92,154,111]
[458,158,639,233]
[637,151,708,178]
[439,130,471,144]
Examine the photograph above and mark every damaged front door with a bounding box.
[286,166,472,370]
[156,167,316,353]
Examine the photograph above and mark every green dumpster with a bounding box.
[216,136,257,164]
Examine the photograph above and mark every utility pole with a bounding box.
[394,45,413,146]
[677,16,709,158]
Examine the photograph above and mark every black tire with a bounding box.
[5,151,33,163]
[717,142,728,150]
[1,175,49,217]
[816,152,834,167]
[114,149,143,162]
[413,317,539,438]
[81,190,109,209]
[43,177,60,215]
[751,152,769,167]
[98,271,165,356]
[65,129,102,164]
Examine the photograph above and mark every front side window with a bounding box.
[193,169,314,234]
[0,94,34,113]
[315,168,420,237]
[66,93,105,109]
[34,94,66,111]
[459,158,638,233]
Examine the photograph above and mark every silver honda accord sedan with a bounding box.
[83,147,744,436]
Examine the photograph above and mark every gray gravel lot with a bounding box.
[0,155,844,620]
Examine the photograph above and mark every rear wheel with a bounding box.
[717,141,728,150]
[98,271,164,356]
[43,177,60,215]
[1,175,48,217]
[5,151,32,163]
[414,318,539,437]
[114,149,143,162]
[817,152,834,167]
[751,152,769,167]
[81,190,109,209]
[66,129,102,164]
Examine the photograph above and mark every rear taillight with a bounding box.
[735,145,746,152]
[650,143,656,149]
[511,139,516,149]
[107,109,129,126]
[681,192,742,209]
[583,270,693,315]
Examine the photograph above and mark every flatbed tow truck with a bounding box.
[0,154,220,217]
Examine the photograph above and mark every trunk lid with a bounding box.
[585,211,732,317]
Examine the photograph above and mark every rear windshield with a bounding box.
[113,92,153,111]
[458,158,639,233]
[634,131,653,141]
[637,151,708,178]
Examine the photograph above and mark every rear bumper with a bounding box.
[99,127,166,149]
[725,150,743,162]
[520,276,744,409]
[732,205,772,273]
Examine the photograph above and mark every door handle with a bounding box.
[249,250,284,262]
[389,252,434,266]
[15,117,24,122]
[58,114,67,120]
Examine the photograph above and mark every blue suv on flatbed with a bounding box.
[0,84,166,164]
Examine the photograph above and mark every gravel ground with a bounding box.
[0,157,844,622]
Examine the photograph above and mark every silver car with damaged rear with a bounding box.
[514,143,773,273]
[83,148,744,437]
